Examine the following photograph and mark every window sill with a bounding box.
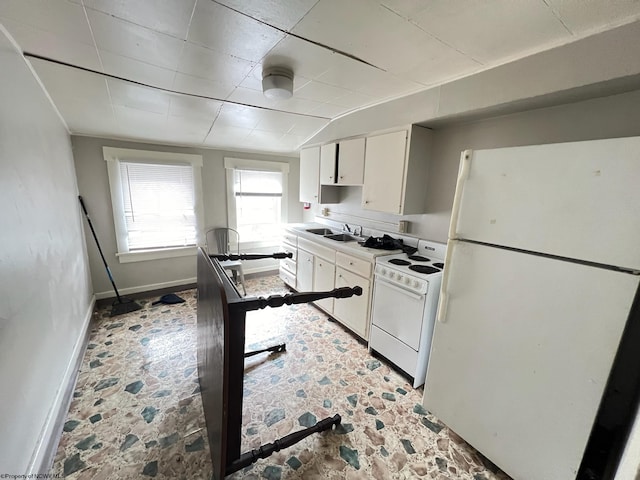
[116,246,197,263]
[240,240,281,250]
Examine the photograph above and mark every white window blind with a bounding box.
[233,169,283,243]
[119,161,197,250]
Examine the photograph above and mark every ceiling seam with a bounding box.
[169,0,199,120]
[80,6,188,43]
[379,3,484,68]
[209,0,386,72]
[202,103,224,144]
[80,0,116,121]
[24,52,331,121]
[541,0,574,35]
[287,0,321,34]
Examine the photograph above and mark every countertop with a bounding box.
[284,223,402,261]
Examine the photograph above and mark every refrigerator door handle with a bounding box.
[437,241,456,323]
[448,150,473,239]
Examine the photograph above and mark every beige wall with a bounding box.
[71,136,302,296]
[308,88,640,243]
[0,29,93,473]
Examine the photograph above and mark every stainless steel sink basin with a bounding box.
[324,233,359,242]
[306,228,334,235]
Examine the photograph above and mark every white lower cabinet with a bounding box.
[283,232,374,340]
[296,249,314,292]
[279,236,297,289]
[313,256,335,313]
[333,266,371,339]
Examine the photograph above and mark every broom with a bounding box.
[78,196,142,317]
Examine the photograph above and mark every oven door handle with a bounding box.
[375,277,424,301]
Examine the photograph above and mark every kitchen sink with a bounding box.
[306,228,334,235]
[324,233,359,242]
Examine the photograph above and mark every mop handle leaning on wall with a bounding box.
[78,195,124,302]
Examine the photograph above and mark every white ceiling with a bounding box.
[1,0,640,153]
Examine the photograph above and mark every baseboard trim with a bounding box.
[243,266,279,276]
[28,294,96,474]
[95,277,197,300]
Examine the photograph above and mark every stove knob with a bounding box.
[413,280,420,288]
[404,277,410,285]
[380,268,387,275]
[397,274,402,282]
[389,271,395,279]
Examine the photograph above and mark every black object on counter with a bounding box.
[362,234,418,255]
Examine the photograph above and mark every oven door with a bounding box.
[371,276,427,351]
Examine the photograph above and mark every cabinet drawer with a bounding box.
[282,232,298,246]
[336,252,372,278]
[280,243,297,261]
[334,267,371,340]
[298,237,335,262]
[280,257,296,275]
[279,267,296,288]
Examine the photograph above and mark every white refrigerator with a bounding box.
[423,137,640,480]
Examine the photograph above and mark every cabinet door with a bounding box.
[333,267,371,339]
[362,130,407,214]
[337,137,365,185]
[313,257,335,313]
[299,147,320,203]
[296,249,314,292]
[320,143,337,185]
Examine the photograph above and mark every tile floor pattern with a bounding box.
[53,275,511,480]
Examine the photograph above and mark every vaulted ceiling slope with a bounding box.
[1,0,640,153]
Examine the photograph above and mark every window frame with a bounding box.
[103,147,204,263]
[224,157,289,249]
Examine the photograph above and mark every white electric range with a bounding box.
[369,239,446,388]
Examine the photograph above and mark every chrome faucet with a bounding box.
[343,224,351,233]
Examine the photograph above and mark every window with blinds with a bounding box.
[233,169,283,243]
[119,161,197,250]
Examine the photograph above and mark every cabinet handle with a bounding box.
[364,200,369,204]
[339,176,344,179]
[349,262,353,265]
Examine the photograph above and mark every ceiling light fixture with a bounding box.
[262,67,294,100]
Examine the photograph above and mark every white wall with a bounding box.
[308,88,640,244]
[0,28,94,473]
[71,136,302,296]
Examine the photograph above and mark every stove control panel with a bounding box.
[374,264,430,294]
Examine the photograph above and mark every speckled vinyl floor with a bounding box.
[52,275,511,480]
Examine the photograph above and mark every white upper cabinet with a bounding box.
[362,125,432,215]
[299,146,320,203]
[320,138,365,186]
[320,143,337,185]
[337,137,365,185]
[299,146,339,204]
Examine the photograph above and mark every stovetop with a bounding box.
[374,239,446,293]
[377,239,446,278]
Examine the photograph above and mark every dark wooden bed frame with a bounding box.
[196,247,362,478]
